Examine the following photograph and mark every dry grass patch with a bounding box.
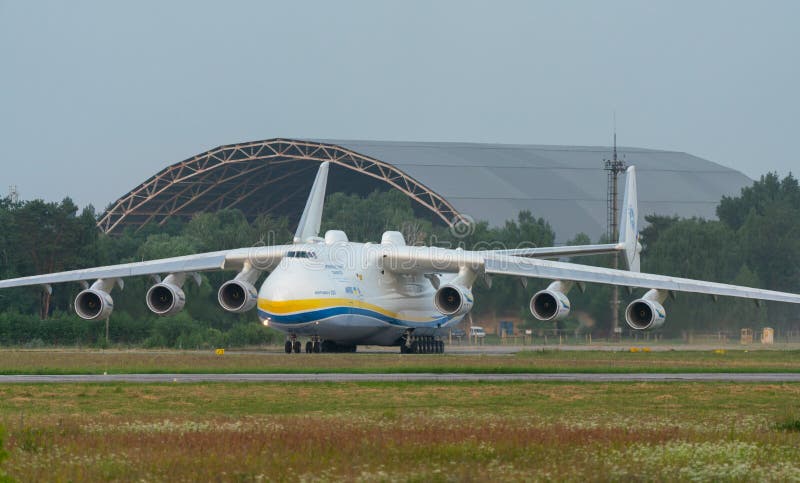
[1,382,800,480]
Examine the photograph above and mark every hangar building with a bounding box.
[98,138,753,243]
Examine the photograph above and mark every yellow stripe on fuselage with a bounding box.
[257,297,437,323]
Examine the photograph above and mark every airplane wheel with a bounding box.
[284,341,292,354]
[410,341,419,354]
[313,341,321,353]
[400,344,407,354]
[293,341,302,353]
[305,341,313,353]
[438,341,444,353]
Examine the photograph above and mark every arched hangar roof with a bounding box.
[99,138,753,242]
[98,139,468,236]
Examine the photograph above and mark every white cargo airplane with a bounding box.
[2,162,799,353]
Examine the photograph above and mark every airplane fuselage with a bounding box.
[255,242,463,346]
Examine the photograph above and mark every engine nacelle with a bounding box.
[146,283,186,316]
[625,299,666,330]
[74,289,114,320]
[434,284,474,317]
[218,280,258,313]
[530,290,571,321]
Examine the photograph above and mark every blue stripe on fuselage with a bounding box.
[257,305,452,328]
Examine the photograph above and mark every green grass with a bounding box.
[1,348,799,375]
[775,418,800,432]
[1,381,800,481]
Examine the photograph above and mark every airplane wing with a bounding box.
[0,161,329,292]
[380,246,800,304]
[0,246,290,290]
[0,161,331,320]
[485,243,622,260]
[483,254,800,304]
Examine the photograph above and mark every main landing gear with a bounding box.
[401,335,444,354]
[320,340,356,353]
[305,336,322,354]
[284,335,353,354]
[284,334,302,354]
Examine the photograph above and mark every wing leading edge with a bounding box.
[379,245,800,304]
[0,246,291,290]
[483,255,800,304]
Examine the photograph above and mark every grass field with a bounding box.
[1,348,799,374]
[1,381,800,481]
[2,350,800,480]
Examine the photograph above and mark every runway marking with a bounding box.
[2,373,800,383]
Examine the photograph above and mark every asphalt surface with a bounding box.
[2,373,800,383]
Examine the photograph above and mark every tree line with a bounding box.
[0,172,798,347]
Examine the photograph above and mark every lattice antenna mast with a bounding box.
[8,185,19,204]
[605,132,627,240]
[604,125,626,337]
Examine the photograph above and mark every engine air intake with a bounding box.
[433,284,474,316]
[218,280,258,313]
[74,289,113,320]
[625,299,666,331]
[146,283,186,316]
[529,289,571,321]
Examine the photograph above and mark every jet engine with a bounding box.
[625,298,666,330]
[434,284,474,317]
[146,282,186,316]
[218,280,258,313]
[75,289,114,320]
[529,289,571,321]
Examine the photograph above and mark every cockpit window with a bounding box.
[285,251,316,259]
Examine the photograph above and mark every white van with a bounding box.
[469,326,486,338]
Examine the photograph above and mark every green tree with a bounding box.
[321,190,434,243]
[717,172,800,231]
[8,199,98,318]
[718,173,800,326]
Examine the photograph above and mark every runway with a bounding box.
[2,373,800,383]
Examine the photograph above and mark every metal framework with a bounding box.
[98,139,467,234]
[604,133,627,337]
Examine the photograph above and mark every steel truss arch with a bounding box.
[98,139,467,234]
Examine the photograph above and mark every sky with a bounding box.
[1,0,798,210]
